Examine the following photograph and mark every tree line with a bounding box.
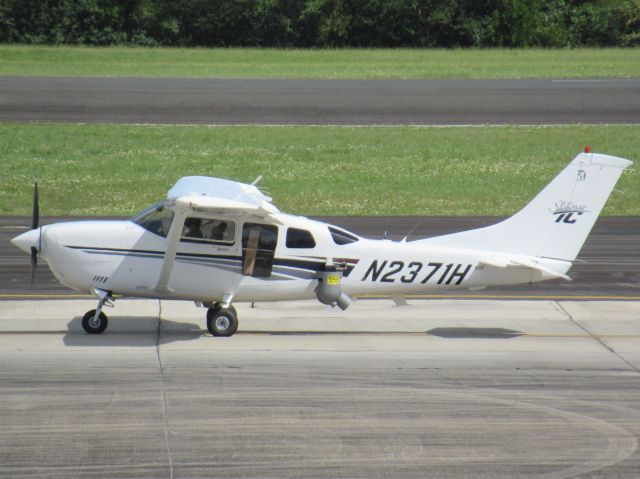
[1,0,639,47]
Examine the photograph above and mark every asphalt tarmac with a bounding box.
[2,216,639,298]
[0,298,639,478]
[1,77,639,125]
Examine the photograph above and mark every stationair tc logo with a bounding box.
[550,201,588,224]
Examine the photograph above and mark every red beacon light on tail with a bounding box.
[584,145,591,153]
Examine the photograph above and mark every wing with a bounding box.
[167,195,280,219]
[167,176,277,211]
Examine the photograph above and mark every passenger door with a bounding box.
[242,223,278,277]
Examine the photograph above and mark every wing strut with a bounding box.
[154,209,187,294]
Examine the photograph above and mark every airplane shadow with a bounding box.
[426,327,524,339]
[63,316,204,347]
[236,327,525,338]
[60,322,525,346]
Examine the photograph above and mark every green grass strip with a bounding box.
[0,123,637,217]
[1,46,640,79]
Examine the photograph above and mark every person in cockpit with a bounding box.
[183,217,203,238]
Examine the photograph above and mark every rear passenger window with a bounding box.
[328,226,359,245]
[286,228,316,249]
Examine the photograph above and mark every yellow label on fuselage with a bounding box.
[327,275,340,285]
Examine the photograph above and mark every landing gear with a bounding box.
[82,309,108,334]
[206,304,238,337]
[82,288,113,334]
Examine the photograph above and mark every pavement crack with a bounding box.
[555,301,640,375]
[156,300,175,479]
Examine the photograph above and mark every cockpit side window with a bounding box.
[131,202,174,238]
[286,228,316,249]
[181,217,236,245]
[328,226,359,245]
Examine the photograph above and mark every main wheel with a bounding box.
[206,305,238,337]
[82,309,108,334]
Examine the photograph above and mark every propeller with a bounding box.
[30,180,39,285]
[32,180,39,230]
[30,247,37,285]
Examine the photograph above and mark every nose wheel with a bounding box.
[82,309,108,334]
[81,288,112,334]
[207,304,238,337]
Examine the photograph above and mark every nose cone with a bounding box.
[11,228,41,254]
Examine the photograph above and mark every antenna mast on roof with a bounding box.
[251,175,263,186]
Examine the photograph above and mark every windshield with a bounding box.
[131,201,174,238]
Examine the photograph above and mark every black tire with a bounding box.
[82,309,108,334]
[206,305,238,337]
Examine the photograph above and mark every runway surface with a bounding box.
[0,298,639,478]
[2,216,639,298]
[1,77,640,125]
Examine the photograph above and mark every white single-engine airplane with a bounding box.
[12,150,632,336]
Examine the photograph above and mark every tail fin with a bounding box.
[419,151,633,262]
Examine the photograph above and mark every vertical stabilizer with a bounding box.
[418,152,632,261]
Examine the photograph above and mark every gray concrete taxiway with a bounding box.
[0,298,639,478]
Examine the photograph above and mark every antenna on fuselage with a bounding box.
[250,174,272,198]
[401,220,422,243]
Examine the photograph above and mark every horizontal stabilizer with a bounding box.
[479,257,572,281]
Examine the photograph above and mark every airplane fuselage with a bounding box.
[34,215,568,304]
